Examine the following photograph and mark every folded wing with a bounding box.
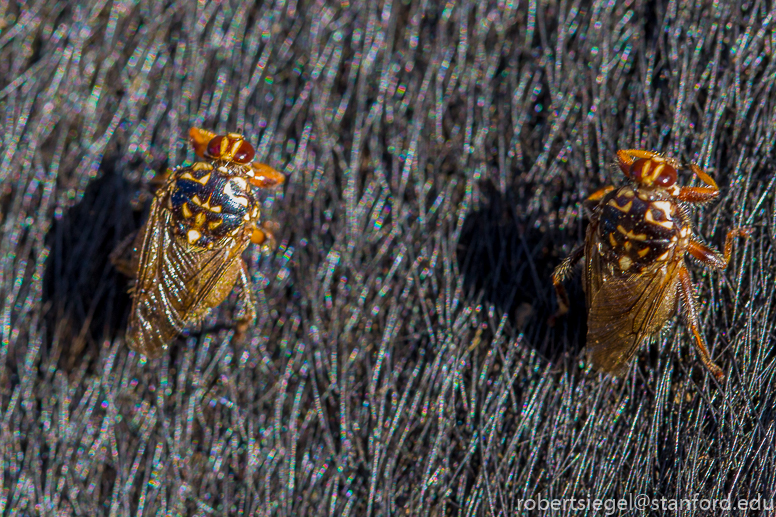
[584,251,681,375]
[127,193,249,357]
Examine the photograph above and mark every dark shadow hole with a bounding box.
[42,160,141,373]
[456,180,587,366]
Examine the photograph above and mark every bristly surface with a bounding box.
[2,1,775,515]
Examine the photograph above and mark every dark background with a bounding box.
[1,0,775,514]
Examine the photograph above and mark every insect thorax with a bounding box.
[596,186,685,272]
[167,161,259,249]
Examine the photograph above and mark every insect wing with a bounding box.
[127,195,184,356]
[583,217,604,307]
[177,232,249,322]
[127,193,249,357]
[584,253,681,375]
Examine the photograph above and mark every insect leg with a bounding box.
[586,185,615,203]
[249,163,286,188]
[675,164,721,203]
[551,244,585,319]
[234,260,257,341]
[109,230,141,277]
[251,221,281,253]
[677,266,725,381]
[240,260,257,322]
[675,187,719,204]
[250,228,268,245]
[687,163,719,189]
[687,228,752,271]
[250,224,275,246]
[616,149,662,175]
[617,149,661,161]
[189,127,218,158]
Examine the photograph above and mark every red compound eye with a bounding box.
[655,164,677,187]
[629,158,650,183]
[233,140,255,164]
[206,136,225,158]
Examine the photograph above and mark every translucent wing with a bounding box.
[127,191,249,357]
[583,218,604,308]
[584,245,682,375]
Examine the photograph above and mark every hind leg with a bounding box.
[551,244,585,321]
[109,230,143,278]
[234,260,257,341]
[678,267,724,382]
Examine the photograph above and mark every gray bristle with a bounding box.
[1,1,774,515]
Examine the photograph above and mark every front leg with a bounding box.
[582,185,615,214]
[686,228,752,271]
[616,149,663,173]
[189,127,218,158]
[586,185,616,203]
[675,164,720,204]
[675,187,719,204]
[249,163,286,188]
